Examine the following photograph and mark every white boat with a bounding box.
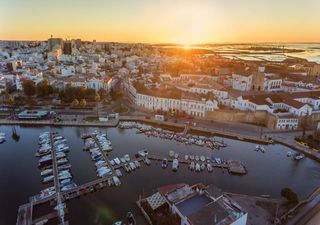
[41,169,53,177]
[162,158,168,168]
[287,151,292,157]
[120,157,126,163]
[124,154,130,162]
[114,158,121,165]
[195,155,200,161]
[215,158,222,164]
[200,156,206,162]
[57,158,68,165]
[42,175,54,183]
[190,155,195,160]
[35,219,48,225]
[129,162,136,170]
[134,161,141,168]
[189,161,195,170]
[174,153,179,159]
[169,150,175,158]
[200,163,205,171]
[295,154,305,160]
[113,176,121,186]
[144,157,151,165]
[185,155,189,161]
[195,163,201,172]
[172,159,179,171]
[207,164,213,172]
[115,169,122,177]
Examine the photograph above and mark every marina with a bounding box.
[0,125,318,225]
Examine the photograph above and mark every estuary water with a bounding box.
[0,125,319,225]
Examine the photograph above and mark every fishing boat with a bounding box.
[162,158,168,168]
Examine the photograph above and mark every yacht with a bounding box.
[215,158,222,164]
[195,163,201,172]
[114,158,121,165]
[162,158,168,168]
[42,175,54,183]
[172,159,179,171]
[134,160,141,168]
[129,162,136,170]
[189,161,195,171]
[120,157,126,163]
[113,176,121,186]
[115,169,122,177]
[124,154,130,162]
[57,158,68,165]
[200,163,205,171]
[207,163,213,172]
[41,169,53,177]
[294,153,305,160]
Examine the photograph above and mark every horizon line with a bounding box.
[0,38,320,45]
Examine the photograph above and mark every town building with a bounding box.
[156,183,247,225]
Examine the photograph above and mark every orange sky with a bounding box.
[0,0,319,44]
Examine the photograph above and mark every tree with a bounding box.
[71,99,79,107]
[300,116,309,138]
[22,80,36,96]
[281,188,299,205]
[94,93,100,117]
[94,93,100,102]
[36,79,53,97]
[79,98,87,107]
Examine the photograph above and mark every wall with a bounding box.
[205,109,268,125]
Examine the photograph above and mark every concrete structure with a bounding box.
[157,183,247,225]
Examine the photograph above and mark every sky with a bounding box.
[0,0,320,44]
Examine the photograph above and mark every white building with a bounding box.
[232,73,252,91]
